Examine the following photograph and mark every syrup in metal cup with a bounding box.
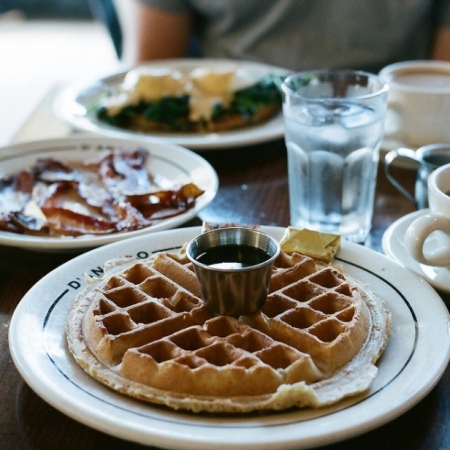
[186,227,280,316]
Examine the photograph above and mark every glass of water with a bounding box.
[281,70,388,243]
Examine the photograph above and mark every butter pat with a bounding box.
[280,227,341,263]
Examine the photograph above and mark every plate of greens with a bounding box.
[53,59,291,150]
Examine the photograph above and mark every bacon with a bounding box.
[0,170,34,211]
[0,148,204,237]
[110,201,151,232]
[0,211,49,235]
[38,181,153,236]
[37,182,118,236]
[10,170,34,194]
[127,183,204,220]
[43,206,118,236]
[33,158,79,182]
[93,147,154,195]
[0,170,40,233]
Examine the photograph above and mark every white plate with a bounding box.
[382,209,450,293]
[53,59,290,150]
[9,226,450,449]
[0,137,217,251]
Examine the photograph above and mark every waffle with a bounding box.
[66,248,390,413]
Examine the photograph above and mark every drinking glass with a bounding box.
[282,70,388,243]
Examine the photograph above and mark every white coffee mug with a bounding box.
[405,163,450,266]
[379,60,450,147]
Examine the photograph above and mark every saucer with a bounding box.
[382,209,450,293]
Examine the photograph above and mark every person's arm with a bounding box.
[432,26,450,60]
[114,0,193,64]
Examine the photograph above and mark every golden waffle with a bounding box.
[66,250,390,413]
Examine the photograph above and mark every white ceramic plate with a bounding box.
[0,137,217,251]
[382,209,450,293]
[9,226,450,449]
[53,59,290,150]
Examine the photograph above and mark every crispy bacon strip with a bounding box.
[0,170,40,234]
[33,158,79,182]
[127,183,205,220]
[92,147,155,194]
[37,182,119,236]
[0,211,49,235]
[0,170,34,209]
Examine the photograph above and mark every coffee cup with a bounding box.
[384,143,450,209]
[379,60,450,147]
[404,163,450,266]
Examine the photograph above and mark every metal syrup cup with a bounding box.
[186,228,280,316]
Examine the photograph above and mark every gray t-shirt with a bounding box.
[139,0,450,71]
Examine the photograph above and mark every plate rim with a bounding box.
[52,58,291,150]
[8,225,450,449]
[0,136,218,251]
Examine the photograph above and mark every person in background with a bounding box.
[113,0,450,71]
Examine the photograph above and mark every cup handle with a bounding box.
[404,213,450,266]
[384,147,419,204]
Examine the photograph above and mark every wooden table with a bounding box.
[2,138,450,450]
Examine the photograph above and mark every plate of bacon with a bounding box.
[0,137,218,251]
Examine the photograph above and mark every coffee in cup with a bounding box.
[379,61,450,147]
[404,163,450,266]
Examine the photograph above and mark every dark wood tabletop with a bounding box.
[2,139,449,450]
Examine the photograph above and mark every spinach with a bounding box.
[212,74,284,119]
[97,74,284,131]
[142,95,190,130]
[98,95,190,131]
